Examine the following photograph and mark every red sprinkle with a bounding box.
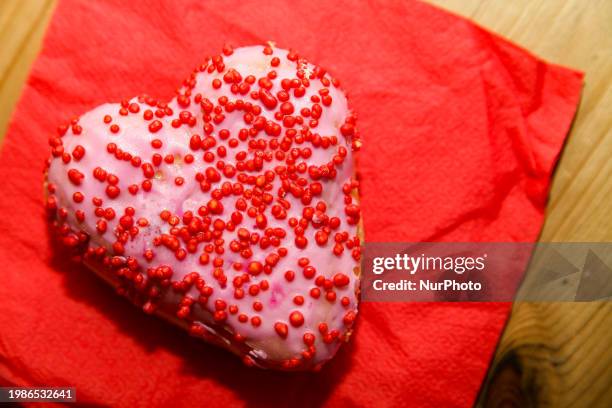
[274,322,288,338]
[333,273,350,287]
[149,120,162,133]
[67,169,84,185]
[289,311,304,327]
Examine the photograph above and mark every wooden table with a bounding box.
[1,1,610,406]
[425,2,612,406]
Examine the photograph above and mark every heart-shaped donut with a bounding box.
[44,44,362,371]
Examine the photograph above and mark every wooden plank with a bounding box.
[428,0,612,406]
[0,0,55,138]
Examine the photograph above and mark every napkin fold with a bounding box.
[0,0,583,406]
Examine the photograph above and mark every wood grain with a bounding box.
[0,0,55,137]
[427,1,612,407]
[0,0,610,407]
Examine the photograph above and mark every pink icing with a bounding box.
[45,44,361,370]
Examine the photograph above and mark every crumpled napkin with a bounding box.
[0,0,583,406]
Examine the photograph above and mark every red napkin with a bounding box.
[0,0,583,406]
